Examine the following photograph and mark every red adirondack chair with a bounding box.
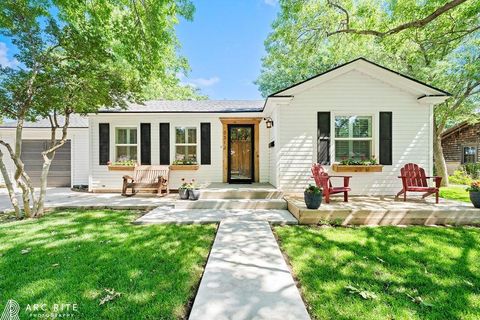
[396,163,442,203]
[311,163,352,203]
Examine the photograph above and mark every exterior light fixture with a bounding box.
[264,117,274,128]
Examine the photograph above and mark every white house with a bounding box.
[0,58,450,195]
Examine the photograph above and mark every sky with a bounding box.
[0,0,279,100]
[176,0,279,99]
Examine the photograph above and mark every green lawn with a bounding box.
[0,209,216,319]
[275,226,480,320]
[440,185,470,203]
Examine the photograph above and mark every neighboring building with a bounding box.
[0,58,451,194]
[441,120,480,174]
[0,115,89,187]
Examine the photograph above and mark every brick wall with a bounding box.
[441,123,480,163]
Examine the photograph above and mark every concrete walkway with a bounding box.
[189,219,310,320]
[135,207,297,225]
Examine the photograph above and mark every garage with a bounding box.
[20,140,71,187]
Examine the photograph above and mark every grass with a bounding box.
[0,209,216,319]
[275,226,480,320]
[440,185,470,203]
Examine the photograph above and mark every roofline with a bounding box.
[267,57,452,98]
[441,120,479,139]
[95,109,264,114]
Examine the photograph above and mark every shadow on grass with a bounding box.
[0,209,216,320]
[275,225,480,320]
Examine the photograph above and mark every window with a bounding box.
[463,146,477,164]
[115,127,137,161]
[175,127,197,163]
[334,115,373,161]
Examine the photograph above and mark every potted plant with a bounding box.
[304,184,322,209]
[178,178,190,200]
[188,179,201,200]
[466,180,480,208]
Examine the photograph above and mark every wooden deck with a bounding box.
[286,195,480,226]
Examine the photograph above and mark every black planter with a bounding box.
[189,189,201,201]
[179,188,189,200]
[304,191,322,209]
[470,191,480,208]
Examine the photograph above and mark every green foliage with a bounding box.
[0,209,216,319]
[449,169,473,185]
[257,0,480,126]
[439,186,470,202]
[340,157,378,165]
[466,180,480,192]
[275,225,480,319]
[464,162,480,179]
[0,0,199,121]
[305,184,322,193]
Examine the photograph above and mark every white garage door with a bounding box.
[21,140,71,187]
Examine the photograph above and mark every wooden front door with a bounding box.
[228,124,254,183]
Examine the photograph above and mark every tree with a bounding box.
[257,0,480,186]
[0,0,196,218]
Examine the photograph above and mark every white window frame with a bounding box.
[174,126,198,163]
[114,126,139,162]
[331,113,376,163]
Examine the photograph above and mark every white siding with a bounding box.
[89,113,269,191]
[276,69,433,195]
[268,108,279,187]
[0,127,89,187]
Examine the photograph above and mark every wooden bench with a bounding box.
[121,165,170,197]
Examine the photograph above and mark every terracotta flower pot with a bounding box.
[469,191,480,208]
[304,191,322,209]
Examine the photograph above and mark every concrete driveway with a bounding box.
[0,188,175,213]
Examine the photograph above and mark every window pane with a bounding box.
[175,146,187,161]
[352,117,372,138]
[464,147,476,163]
[335,141,349,160]
[335,117,349,138]
[116,129,127,144]
[187,146,197,162]
[116,146,137,161]
[335,140,371,161]
[353,140,371,159]
[176,128,186,143]
[129,129,137,144]
[187,128,197,144]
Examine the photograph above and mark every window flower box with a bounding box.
[108,165,135,171]
[332,164,383,173]
[169,164,199,171]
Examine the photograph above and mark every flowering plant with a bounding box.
[466,180,480,192]
[179,178,197,190]
[305,184,322,194]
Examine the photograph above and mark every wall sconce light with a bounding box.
[264,117,274,128]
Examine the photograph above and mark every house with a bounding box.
[1,58,450,195]
[441,120,480,174]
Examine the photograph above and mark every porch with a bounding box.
[286,195,480,226]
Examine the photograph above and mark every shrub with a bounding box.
[464,162,480,179]
[449,169,473,185]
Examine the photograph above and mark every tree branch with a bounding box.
[326,0,468,37]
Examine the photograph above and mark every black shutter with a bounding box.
[317,112,331,164]
[379,112,392,165]
[99,123,110,165]
[200,123,211,165]
[140,123,151,165]
[159,123,170,165]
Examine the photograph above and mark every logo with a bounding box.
[1,300,20,320]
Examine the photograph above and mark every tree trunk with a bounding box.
[34,156,53,216]
[0,149,21,218]
[433,129,449,187]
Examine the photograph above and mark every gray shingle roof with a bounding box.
[99,100,265,113]
[0,114,88,128]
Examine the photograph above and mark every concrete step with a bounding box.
[175,199,288,210]
[199,189,284,200]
